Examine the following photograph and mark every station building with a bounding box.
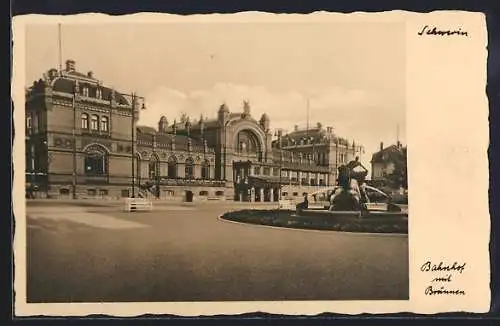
[25,60,364,201]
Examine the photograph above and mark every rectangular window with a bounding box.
[84,154,106,175]
[273,168,279,176]
[90,115,99,131]
[81,114,89,129]
[87,189,96,196]
[32,113,39,133]
[263,167,270,175]
[185,165,194,179]
[26,115,32,134]
[96,88,102,99]
[30,144,35,172]
[254,167,260,175]
[83,87,89,97]
[101,117,109,132]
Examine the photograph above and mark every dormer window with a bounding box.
[96,88,102,99]
[82,87,89,97]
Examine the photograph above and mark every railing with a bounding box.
[81,129,111,138]
[82,175,108,184]
[123,198,153,212]
[157,178,226,187]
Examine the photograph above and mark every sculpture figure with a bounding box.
[330,156,369,211]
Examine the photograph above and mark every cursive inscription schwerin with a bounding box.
[421,261,467,296]
[418,25,468,37]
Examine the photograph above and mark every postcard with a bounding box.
[12,11,490,316]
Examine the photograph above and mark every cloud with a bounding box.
[139,83,406,161]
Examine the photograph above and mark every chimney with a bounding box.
[65,59,76,72]
[87,71,94,78]
[380,142,384,151]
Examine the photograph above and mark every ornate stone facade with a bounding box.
[25,60,363,201]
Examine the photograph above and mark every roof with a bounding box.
[162,118,221,133]
[274,127,351,147]
[371,144,407,163]
[137,126,157,135]
[26,66,130,105]
[136,126,211,152]
[155,133,205,147]
[51,78,129,105]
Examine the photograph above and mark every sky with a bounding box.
[24,20,406,164]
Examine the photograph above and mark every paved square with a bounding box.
[26,201,409,302]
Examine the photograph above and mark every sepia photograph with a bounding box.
[23,19,409,303]
[13,11,491,316]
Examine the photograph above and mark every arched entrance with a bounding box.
[233,128,263,161]
[185,190,194,202]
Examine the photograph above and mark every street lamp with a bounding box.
[274,129,283,218]
[113,91,146,198]
[152,133,160,199]
[130,93,146,198]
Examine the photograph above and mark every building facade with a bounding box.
[370,141,407,188]
[25,60,363,201]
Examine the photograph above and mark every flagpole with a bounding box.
[58,23,63,72]
[306,97,310,136]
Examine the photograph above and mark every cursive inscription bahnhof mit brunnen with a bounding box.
[421,261,467,296]
[418,25,468,37]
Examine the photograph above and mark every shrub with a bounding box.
[222,209,407,234]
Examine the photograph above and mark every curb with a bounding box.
[217,215,408,238]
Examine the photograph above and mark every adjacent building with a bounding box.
[25,60,364,201]
[370,141,407,188]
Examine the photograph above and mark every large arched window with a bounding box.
[201,159,210,179]
[167,156,177,179]
[149,154,160,179]
[81,113,89,129]
[90,114,99,131]
[84,145,107,175]
[100,116,109,132]
[185,157,194,179]
[235,130,260,155]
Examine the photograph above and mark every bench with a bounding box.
[123,198,153,212]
